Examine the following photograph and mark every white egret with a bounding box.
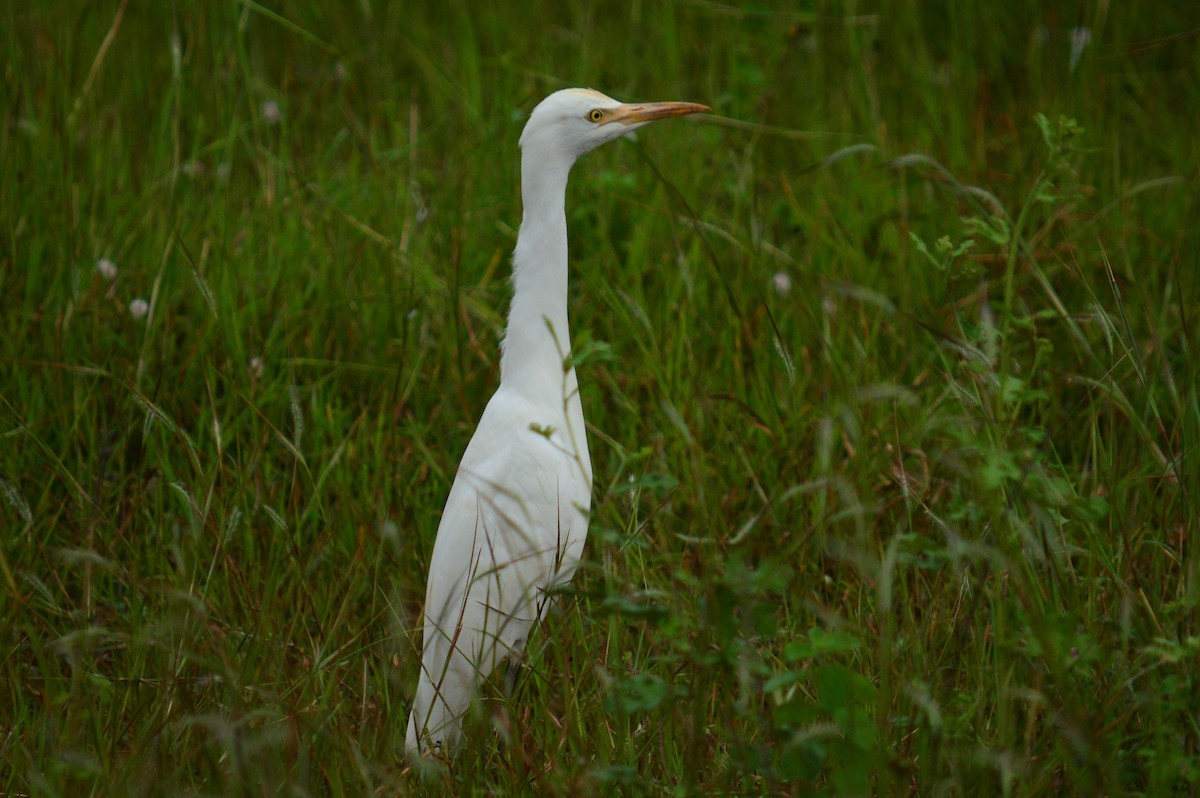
[405,88,708,759]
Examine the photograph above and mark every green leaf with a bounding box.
[606,673,672,713]
[1035,112,1054,148]
[773,694,820,728]
[777,739,824,781]
[598,591,670,620]
[590,765,638,784]
[764,670,805,693]
[565,332,616,369]
[963,214,1011,246]
[979,450,1020,490]
[784,628,862,661]
[816,664,851,711]
[909,231,943,270]
[1078,495,1109,521]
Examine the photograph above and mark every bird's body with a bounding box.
[404,382,591,757]
[406,88,707,759]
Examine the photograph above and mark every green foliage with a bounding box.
[3,1,1199,795]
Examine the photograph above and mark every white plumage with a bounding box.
[405,88,708,759]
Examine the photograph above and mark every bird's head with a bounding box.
[519,88,708,163]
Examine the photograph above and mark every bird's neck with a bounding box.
[499,153,577,406]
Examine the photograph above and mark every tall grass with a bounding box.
[3,1,1197,794]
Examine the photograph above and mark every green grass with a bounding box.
[3,1,1198,794]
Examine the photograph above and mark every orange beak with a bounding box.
[610,101,711,126]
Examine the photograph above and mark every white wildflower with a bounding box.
[129,298,149,320]
[248,356,265,381]
[0,476,32,524]
[95,258,118,281]
[261,100,281,125]
[773,272,793,295]
[1069,27,1091,72]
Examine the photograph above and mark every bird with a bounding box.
[405,88,708,760]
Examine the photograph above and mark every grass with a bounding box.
[2,0,1198,794]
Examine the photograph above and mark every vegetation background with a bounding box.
[3,1,1197,794]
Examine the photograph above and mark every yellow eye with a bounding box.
[587,109,605,123]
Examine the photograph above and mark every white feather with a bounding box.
[405,388,590,755]
[405,87,706,759]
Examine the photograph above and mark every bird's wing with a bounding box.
[407,388,591,752]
